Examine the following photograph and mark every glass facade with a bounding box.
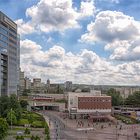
[0,11,19,96]
[0,40,8,47]
[0,27,8,35]
[0,34,8,41]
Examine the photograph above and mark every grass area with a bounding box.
[31,121,44,128]
[17,119,29,126]
[114,114,137,124]
[6,111,50,140]
[12,127,26,131]
[16,111,45,128]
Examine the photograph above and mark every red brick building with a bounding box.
[68,92,112,118]
[78,96,111,110]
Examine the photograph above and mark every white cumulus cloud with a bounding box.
[81,10,140,43]
[20,39,140,85]
[80,10,140,62]
[16,0,96,35]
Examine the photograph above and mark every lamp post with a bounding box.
[10,108,12,130]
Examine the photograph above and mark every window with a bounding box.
[9,38,17,45]
[9,33,17,40]
[0,34,8,41]
[1,67,7,72]
[1,22,8,28]
[0,27,8,35]
[0,40,8,47]
[9,27,16,34]
[70,99,73,105]
[0,47,7,54]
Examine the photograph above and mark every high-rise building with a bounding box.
[65,81,72,91]
[0,11,20,96]
[19,69,25,91]
[47,79,50,88]
[25,77,31,89]
[33,78,41,88]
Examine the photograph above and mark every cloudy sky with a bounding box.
[1,0,140,85]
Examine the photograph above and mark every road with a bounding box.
[41,111,87,140]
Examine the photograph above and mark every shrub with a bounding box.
[16,135,24,140]
[17,119,29,126]
[31,135,40,140]
[44,123,50,140]
[31,135,35,140]
[35,136,40,140]
[24,128,30,134]
[31,121,44,128]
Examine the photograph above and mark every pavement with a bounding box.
[40,111,140,140]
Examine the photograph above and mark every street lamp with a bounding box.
[10,108,12,130]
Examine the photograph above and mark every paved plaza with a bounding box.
[40,111,140,140]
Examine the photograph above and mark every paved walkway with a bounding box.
[40,111,140,140]
[46,111,114,130]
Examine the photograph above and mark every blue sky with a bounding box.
[1,0,140,85]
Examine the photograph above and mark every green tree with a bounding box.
[31,135,35,140]
[6,109,17,125]
[9,94,22,120]
[0,96,10,117]
[0,95,22,122]
[20,100,29,109]
[107,88,123,106]
[0,118,9,140]
[22,89,31,96]
[45,123,50,140]
[125,91,140,106]
[28,114,33,124]
[35,136,40,140]
[31,135,40,140]
[56,85,64,94]
[16,135,24,140]
[81,88,90,92]
[24,128,30,134]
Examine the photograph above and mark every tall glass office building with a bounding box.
[0,11,20,96]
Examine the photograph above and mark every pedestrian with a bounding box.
[120,125,122,130]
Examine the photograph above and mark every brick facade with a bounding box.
[78,96,111,110]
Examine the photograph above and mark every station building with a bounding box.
[29,94,66,112]
[68,92,112,119]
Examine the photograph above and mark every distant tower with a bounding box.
[65,81,72,91]
[47,79,50,87]
[47,79,50,93]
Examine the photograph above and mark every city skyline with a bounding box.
[1,0,140,85]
